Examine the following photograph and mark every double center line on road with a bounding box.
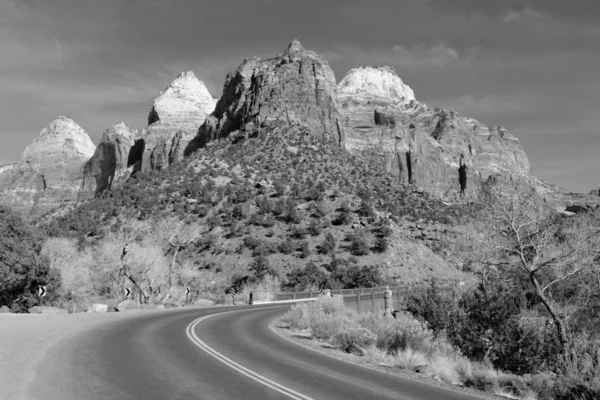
[186,307,315,400]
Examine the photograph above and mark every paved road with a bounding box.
[26,305,484,400]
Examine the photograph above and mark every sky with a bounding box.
[1,0,599,192]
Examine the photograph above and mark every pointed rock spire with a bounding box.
[287,39,304,53]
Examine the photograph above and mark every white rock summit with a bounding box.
[338,66,416,103]
[143,71,216,171]
[0,116,96,216]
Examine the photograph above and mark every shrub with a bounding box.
[299,241,311,258]
[278,239,294,254]
[373,237,388,253]
[332,325,377,353]
[320,233,336,255]
[348,232,370,256]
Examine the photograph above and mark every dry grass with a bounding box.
[281,297,549,399]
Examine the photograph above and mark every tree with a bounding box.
[320,233,336,254]
[469,179,600,350]
[0,206,61,309]
[154,218,204,304]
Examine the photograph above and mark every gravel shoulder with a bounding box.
[269,319,500,400]
[0,311,167,400]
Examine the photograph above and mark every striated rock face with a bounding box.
[143,71,216,171]
[189,39,345,151]
[0,117,96,217]
[81,123,144,197]
[338,66,531,199]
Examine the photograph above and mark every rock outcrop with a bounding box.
[143,71,216,171]
[338,66,531,199]
[189,39,345,151]
[81,123,143,197]
[0,117,95,216]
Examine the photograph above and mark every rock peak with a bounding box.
[338,66,416,102]
[26,117,95,160]
[287,39,304,53]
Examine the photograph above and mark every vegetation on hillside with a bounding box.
[0,206,62,311]
[35,126,467,307]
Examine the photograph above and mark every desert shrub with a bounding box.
[307,219,321,236]
[347,231,370,256]
[332,325,377,352]
[278,239,294,254]
[249,256,275,281]
[320,233,336,254]
[284,262,326,292]
[299,241,311,258]
[290,226,308,239]
[372,237,388,253]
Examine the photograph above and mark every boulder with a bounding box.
[193,298,215,307]
[117,300,139,312]
[87,303,108,313]
[338,66,532,200]
[0,116,96,217]
[189,39,345,152]
[28,306,68,315]
[0,305,12,314]
[143,71,216,171]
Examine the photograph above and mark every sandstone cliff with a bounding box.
[339,66,531,200]
[81,123,144,197]
[143,71,216,171]
[189,40,345,151]
[0,116,96,216]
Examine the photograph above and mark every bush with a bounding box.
[332,325,377,353]
[278,239,294,254]
[320,233,336,254]
[373,237,388,253]
[350,236,370,256]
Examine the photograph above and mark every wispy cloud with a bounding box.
[503,7,543,22]
[391,44,462,67]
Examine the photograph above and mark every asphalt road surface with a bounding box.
[26,304,485,400]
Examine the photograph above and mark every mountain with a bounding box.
[41,41,479,287]
[188,39,344,152]
[0,116,95,217]
[81,71,217,197]
[338,66,531,200]
[144,71,216,171]
[80,122,143,197]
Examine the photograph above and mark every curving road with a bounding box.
[26,305,485,400]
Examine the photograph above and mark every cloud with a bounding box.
[503,7,543,22]
[391,44,462,67]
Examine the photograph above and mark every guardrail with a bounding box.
[274,284,452,313]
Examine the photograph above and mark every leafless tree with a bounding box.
[154,218,204,304]
[469,178,600,350]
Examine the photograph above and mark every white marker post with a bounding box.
[37,285,47,306]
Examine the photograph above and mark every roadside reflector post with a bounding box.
[186,287,190,305]
[383,286,393,317]
[249,292,253,305]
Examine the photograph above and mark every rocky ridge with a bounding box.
[0,117,96,216]
[81,123,144,197]
[189,39,344,152]
[81,71,216,198]
[338,66,532,200]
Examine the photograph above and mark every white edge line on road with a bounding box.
[186,307,315,400]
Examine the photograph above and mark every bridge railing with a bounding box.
[273,284,453,313]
